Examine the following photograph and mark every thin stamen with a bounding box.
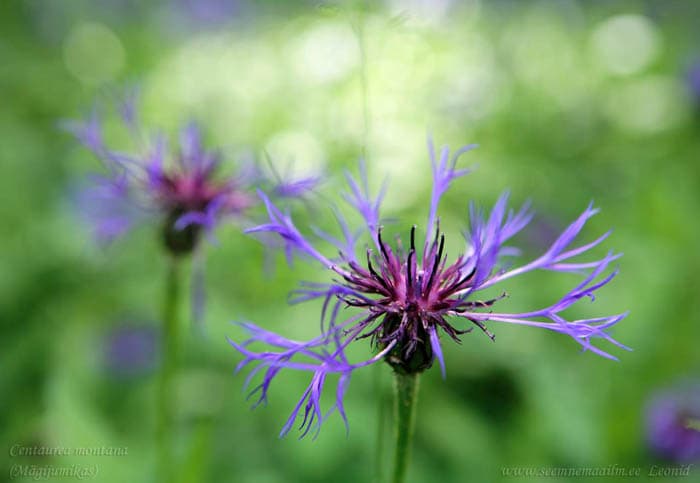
[377,227,390,262]
[407,249,415,294]
[425,234,445,294]
[463,292,507,308]
[366,250,391,293]
[440,265,476,296]
[469,317,496,341]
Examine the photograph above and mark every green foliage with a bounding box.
[1,1,699,481]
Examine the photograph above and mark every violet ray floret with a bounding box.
[232,140,629,437]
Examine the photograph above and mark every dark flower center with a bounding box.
[161,171,220,212]
[156,167,252,256]
[162,208,201,256]
[157,171,217,255]
[340,226,498,374]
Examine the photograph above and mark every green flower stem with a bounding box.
[157,256,182,482]
[391,371,420,483]
[373,365,388,483]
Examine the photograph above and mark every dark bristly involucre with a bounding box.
[228,139,629,438]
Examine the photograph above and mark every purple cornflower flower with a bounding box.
[102,324,158,378]
[228,139,629,438]
[173,0,242,29]
[687,59,700,106]
[65,89,318,255]
[646,383,700,463]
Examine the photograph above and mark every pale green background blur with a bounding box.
[1,1,699,482]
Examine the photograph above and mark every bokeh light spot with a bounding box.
[591,14,660,76]
[290,22,359,84]
[605,76,689,133]
[63,22,126,85]
[265,130,326,175]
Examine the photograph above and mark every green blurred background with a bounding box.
[2,0,699,482]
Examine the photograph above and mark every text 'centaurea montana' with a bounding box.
[228,139,630,438]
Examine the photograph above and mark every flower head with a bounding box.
[65,90,318,255]
[646,382,700,463]
[229,139,629,438]
[687,59,700,107]
[102,323,158,378]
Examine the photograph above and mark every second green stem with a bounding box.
[391,371,419,483]
[157,256,182,482]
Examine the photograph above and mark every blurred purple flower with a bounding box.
[159,0,248,35]
[64,90,318,255]
[102,325,158,377]
[646,383,700,463]
[228,139,629,438]
[687,60,700,104]
[175,0,241,27]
